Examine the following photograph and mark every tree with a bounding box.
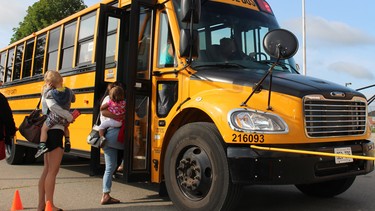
[10,0,87,44]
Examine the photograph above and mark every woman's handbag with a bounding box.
[87,114,100,148]
[87,125,100,148]
[19,97,46,144]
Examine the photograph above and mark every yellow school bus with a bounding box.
[1,0,374,210]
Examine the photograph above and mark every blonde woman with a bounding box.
[37,70,73,211]
[35,70,75,158]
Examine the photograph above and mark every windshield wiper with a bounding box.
[252,60,297,72]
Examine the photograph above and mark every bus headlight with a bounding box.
[228,109,288,133]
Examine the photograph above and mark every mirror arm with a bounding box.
[266,44,283,110]
[241,55,281,108]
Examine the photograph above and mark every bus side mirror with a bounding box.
[263,29,298,59]
[180,29,199,58]
[179,0,201,60]
[180,0,201,23]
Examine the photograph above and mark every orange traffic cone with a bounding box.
[11,190,23,211]
[45,200,53,211]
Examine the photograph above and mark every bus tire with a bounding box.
[24,148,37,164]
[295,176,356,198]
[164,122,241,211]
[6,141,26,165]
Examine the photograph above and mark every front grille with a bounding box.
[304,95,367,138]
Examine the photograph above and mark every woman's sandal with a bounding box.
[101,196,120,205]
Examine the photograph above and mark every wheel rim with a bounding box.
[176,146,213,200]
[5,141,13,159]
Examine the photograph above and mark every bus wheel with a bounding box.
[6,141,26,165]
[295,176,356,197]
[164,122,241,211]
[24,148,37,164]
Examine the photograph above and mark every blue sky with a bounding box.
[267,0,375,104]
[0,0,374,105]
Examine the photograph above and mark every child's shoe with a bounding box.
[35,143,48,158]
[64,140,71,152]
[99,136,107,148]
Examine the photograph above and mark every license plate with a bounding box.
[334,147,353,164]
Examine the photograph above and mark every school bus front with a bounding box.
[157,0,374,210]
[1,0,373,210]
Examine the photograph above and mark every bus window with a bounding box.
[0,52,5,82]
[157,12,175,68]
[13,44,23,81]
[134,95,149,170]
[47,27,61,71]
[157,82,178,117]
[60,21,77,71]
[212,28,231,45]
[242,26,268,61]
[5,48,14,82]
[77,12,96,65]
[22,39,34,78]
[34,34,46,76]
[105,17,118,64]
[137,10,151,79]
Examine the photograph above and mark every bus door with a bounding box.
[96,3,154,182]
[93,4,130,176]
[123,4,154,182]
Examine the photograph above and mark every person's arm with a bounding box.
[46,97,73,123]
[0,94,16,140]
[101,109,125,120]
[100,102,109,111]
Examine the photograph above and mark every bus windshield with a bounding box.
[174,1,298,73]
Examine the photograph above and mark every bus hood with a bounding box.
[192,68,366,100]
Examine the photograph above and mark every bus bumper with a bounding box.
[227,140,374,185]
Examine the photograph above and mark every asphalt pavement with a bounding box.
[1,133,374,211]
[0,155,175,211]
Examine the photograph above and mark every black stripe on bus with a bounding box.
[12,108,94,115]
[0,63,98,88]
[6,87,95,101]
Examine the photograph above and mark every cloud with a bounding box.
[0,3,28,29]
[328,61,374,80]
[0,1,39,46]
[283,16,375,47]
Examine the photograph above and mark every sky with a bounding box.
[267,0,375,105]
[0,0,374,105]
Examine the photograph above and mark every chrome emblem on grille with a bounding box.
[330,92,345,97]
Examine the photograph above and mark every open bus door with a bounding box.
[94,3,152,182]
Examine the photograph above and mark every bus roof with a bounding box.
[0,0,119,52]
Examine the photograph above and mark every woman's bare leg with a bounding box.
[45,147,64,209]
[37,154,48,211]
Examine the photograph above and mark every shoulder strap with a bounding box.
[36,95,42,109]
[94,113,100,125]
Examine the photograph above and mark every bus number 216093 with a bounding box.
[232,133,265,143]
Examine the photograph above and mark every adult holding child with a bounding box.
[35,70,76,158]
[37,70,74,211]
[99,82,126,205]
